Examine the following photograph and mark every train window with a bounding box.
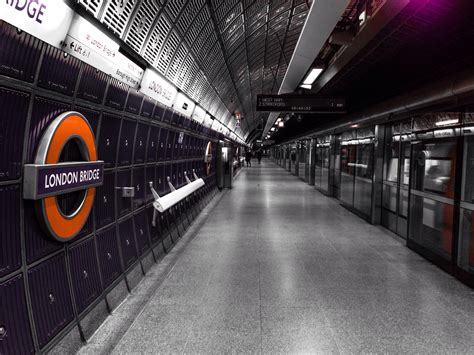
[356,144,374,179]
[413,141,456,197]
[0,88,29,181]
[384,140,399,182]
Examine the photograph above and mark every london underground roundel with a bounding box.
[24,112,104,242]
[204,141,213,176]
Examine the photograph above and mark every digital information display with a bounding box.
[256,95,346,113]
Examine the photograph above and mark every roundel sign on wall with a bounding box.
[204,141,213,176]
[24,112,104,242]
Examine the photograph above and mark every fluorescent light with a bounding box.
[276,117,282,122]
[359,10,366,25]
[436,119,459,126]
[300,84,312,90]
[270,127,275,131]
[351,124,359,128]
[303,68,323,85]
[278,121,284,128]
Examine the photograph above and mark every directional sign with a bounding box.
[256,95,346,113]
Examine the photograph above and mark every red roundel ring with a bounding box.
[205,142,212,176]
[35,112,97,242]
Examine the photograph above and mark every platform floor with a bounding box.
[86,159,474,354]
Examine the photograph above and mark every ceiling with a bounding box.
[75,0,312,140]
[270,0,474,143]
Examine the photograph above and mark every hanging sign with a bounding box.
[256,95,346,113]
[139,68,178,107]
[0,0,74,48]
[23,112,104,242]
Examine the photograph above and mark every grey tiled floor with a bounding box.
[110,160,474,354]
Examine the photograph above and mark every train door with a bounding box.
[457,129,474,285]
[340,142,357,207]
[408,135,459,269]
[382,123,412,238]
[333,135,341,199]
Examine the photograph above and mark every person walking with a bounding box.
[245,150,252,167]
[257,149,263,164]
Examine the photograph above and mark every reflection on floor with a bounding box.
[80,159,474,354]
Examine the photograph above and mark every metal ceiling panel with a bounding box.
[125,0,161,53]
[101,0,138,37]
[75,0,312,139]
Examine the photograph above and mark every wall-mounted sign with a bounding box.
[62,14,143,89]
[174,92,195,117]
[204,113,213,128]
[192,105,206,124]
[67,13,120,60]
[139,68,177,107]
[0,0,74,48]
[256,95,346,113]
[24,112,104,242]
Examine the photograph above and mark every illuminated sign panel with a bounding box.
[256,95,346,113]
[0,0,74,48]
[62,14,143,88]
[192,106,206,123]
[139,68,177,107]
[23,112,104,242]
[174,92,195,117]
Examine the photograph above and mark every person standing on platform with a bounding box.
[245,150,252,167]
[257,149,263,164]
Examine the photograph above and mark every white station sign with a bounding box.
[174,92,195,118]
[192,106,206,124]
[139,68,178,107]
[204,113,213,128]
[0,0,74,48]
[62,14,143,89]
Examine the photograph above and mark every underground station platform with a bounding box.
[1,0,474,354]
